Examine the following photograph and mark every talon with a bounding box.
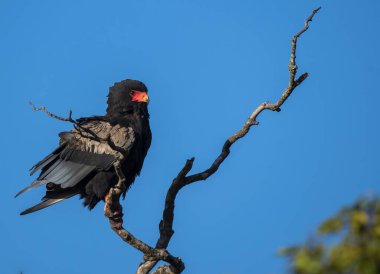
[104,193,110,216]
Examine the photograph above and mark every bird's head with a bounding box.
[106,79,149,118]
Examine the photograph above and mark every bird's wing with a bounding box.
[17,119,135,214]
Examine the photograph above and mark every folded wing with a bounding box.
[18,119,135,214]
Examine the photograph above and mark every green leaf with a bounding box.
[318,217,343,234]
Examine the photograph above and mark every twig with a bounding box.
[29,101,124,154]
[136,7,321,274]
[29,101,75,123]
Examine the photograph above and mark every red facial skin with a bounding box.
[131,90,149,103]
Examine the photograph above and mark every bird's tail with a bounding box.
[20,191,77,215]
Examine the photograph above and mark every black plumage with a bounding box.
[17,79,151,215]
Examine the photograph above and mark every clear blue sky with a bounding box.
[1,0,379,273]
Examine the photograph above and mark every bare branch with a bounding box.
[29,7,320,274]
[30,102,126,154]
[137,7,321,273]
[29,101,75,123]
[151,265,178,274]
[104,160,184,272]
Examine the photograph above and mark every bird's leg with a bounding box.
[104,190,124,228]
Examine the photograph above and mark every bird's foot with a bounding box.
[112,204,124,228]
[104,193,124,228]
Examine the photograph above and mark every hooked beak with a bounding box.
[142,94,149,103]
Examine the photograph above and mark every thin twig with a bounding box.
[136,7,321,274]
[29,101,125,154]
[29,101,75,123]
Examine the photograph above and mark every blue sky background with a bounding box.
[1,0,379,273]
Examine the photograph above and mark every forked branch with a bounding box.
[136,7,321,274]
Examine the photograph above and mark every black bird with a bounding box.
[17,79,152,215]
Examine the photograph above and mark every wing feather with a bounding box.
[17,119,135,199]
[20,192,77,215]
[29,145,64,175]
[42,161,96,188]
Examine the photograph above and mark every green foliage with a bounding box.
[280,197,380,274]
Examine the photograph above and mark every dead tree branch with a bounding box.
[104,159,185,271]
[29,102,125,154]
[136,7,321,274]
[29,101,75,123]
[30,7,320,274]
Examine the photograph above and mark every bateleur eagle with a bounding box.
[17,79,152,215]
